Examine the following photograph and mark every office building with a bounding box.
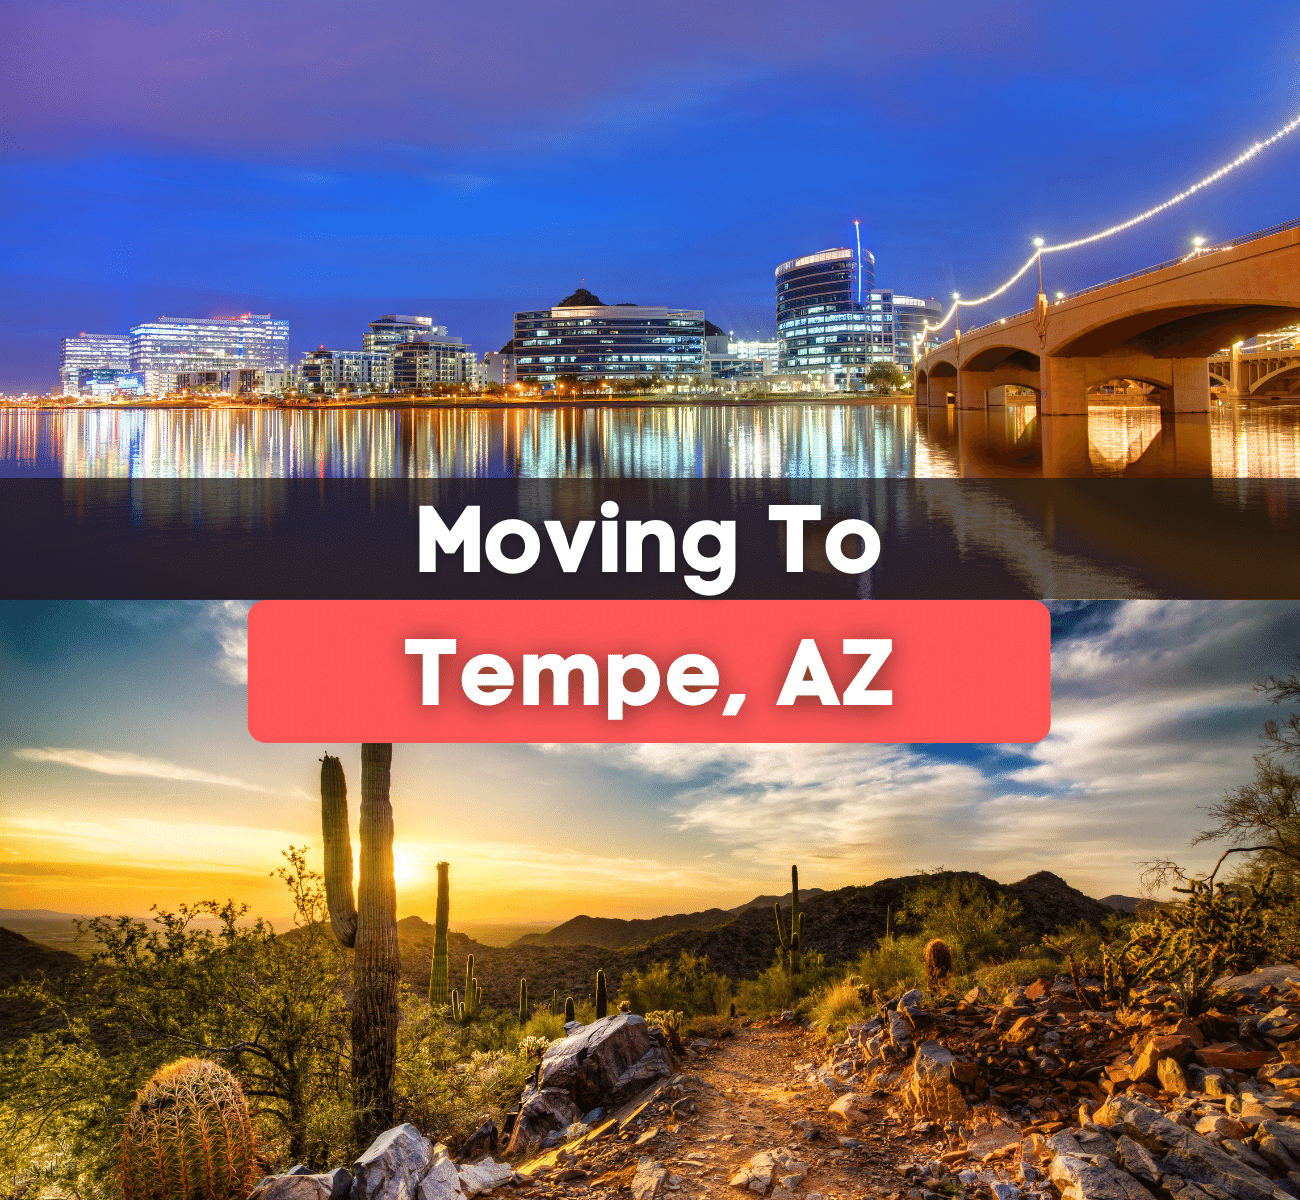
[76,369,146,398]
[60,333,130,394]
[513,291,705,383]
[297,348,391,395]
[891,294,944,371]
[727,339,780,373]
[775,246,878,383]
[173,369,269,395]
[129,313,289,395]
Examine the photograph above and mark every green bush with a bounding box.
[903,876,1029,971]
[619,952,731,1017]
[973,955,1060,995]
[854,934,926,996]
[734,950,832,1016]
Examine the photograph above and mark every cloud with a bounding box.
[205,601,252,685]
[13,747,272,792]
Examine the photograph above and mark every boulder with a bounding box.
[966,985,991,1004]
[457,1159,512,1199]
[1261,1122,1300,1162]
[537,1015,674,1112]
[1195,1115,1248,1141]
[1005,1016,1041,1045]
[888,1008,915,1051]
[1214,967,1300,1001]
[729,1149,809,1194]
[1132,1034,1197,1083]
[632,1157,667,1200]
[1197,1046,1279,1071]
[1115,1134,1163,1187]
[904,1040,968,1122]
[252,1170,353,1200]
[504,1088,581,1154]
[1049,1154,1155,1200]
[456,1120,496,1163]
[416,1147,465,1200]
[828,1093,869,1125]
[353,1124,435,1200]
[1159,1058,1190,1094]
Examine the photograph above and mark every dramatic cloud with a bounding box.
[13,747,271,792]
[205,600,253,685]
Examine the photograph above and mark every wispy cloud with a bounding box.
[205,601,252,685]
[14,747,272,792]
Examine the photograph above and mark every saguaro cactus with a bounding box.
[519,979,529,1025]
[320,745,400,1142]
[118,1058,258,1200]
[564,996,576,1022]
[452,954,482,1025]
[428,861,450,1009]
[596,969,608,1019]
[774,864,804,975]
[320,754,357,947]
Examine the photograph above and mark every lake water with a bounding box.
[3,400,1300,477]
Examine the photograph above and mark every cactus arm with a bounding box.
[320,755,357,948]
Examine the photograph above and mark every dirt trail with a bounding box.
[524,1022,920,1199]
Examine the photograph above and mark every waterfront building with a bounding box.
[727,338,780,373]
[297,347,391,395]
[129,313,289,395]
[706,353,767,384]
[890,294,944,371]
[60,333,130,393]
[364,314,448,353]
[390,336,477,391]
[76,369,145,398]
[481,350,515,387]
[776,246,877,384]
[513,290,705,383]
[174,368,269,395]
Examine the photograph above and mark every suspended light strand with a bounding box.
[919,110,1300,342]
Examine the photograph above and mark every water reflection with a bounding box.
[2,400,1298,478]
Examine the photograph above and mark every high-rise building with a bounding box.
[481,350,515,387]
[513,290,705,383]
[59,333,130,394]
[364,314,448,353]
[890,294,944,371]
[129,314,289,394]
[775,246,877,382]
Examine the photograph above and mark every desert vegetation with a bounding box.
[4,662,1300,1198]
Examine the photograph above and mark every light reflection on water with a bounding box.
[2,401,1299,477]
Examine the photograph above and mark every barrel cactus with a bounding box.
[564,996,575,1023]
[118,1058,258,1200]
[924,938,953,991]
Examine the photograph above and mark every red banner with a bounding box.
[247,600,1050,743]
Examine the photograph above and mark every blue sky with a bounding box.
[2,1,1299,392]
[2,599,1297,922]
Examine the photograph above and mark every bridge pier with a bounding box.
[1039,357,1089,416]
[958,368,994,409]
[926,373,955,406]
[1169,358,1211,413]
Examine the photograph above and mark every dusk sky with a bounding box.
[2,600,1297,926]
[4,1,1300,393]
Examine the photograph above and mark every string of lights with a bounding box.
[918,110,1300,344]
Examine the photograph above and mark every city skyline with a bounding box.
[3,2,1298,393]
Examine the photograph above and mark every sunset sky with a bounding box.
[3,1,1299,391]
[2,599,1297,926]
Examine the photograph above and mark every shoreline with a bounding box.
[0,393,920,412]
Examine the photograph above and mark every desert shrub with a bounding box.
[855,934,926,995]
[0,848,352,1197]
[974,955,1060,994]
[394,1004,531,1150]
[684,1014,733,1040]
[904,876,1029,970]
[522,1011,566,1042]
[734,950,831,1016]
[619,952,731,1017]
[811,979,867,1032]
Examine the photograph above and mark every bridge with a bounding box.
[915,218,1300,415]
[1208,337,1300,399]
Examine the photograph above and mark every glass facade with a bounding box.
[775,247,877,380]
[891,295,944,371]
[59,333,130,393]
[513,305,705,382]
[129,314,289,395]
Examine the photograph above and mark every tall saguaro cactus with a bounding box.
[596,969,608,1019]
[775,864,804,976]
[320,745,400,1142]
[519,979,529,1026]
[428,861,450,1009]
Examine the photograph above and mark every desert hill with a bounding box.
[512,887,827,949]
[391,870,1112,1011]
[0,926,85,1045]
